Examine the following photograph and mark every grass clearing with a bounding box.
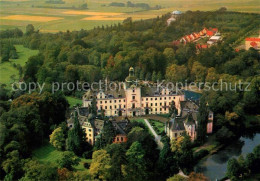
[32,143,91,171]
[0,45,38,87]
[0,15,63,22]
[66,96,82,107]
[148,119,165,135]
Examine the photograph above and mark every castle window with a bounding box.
[151,98,153,101]
[155,98,157,100]
[132,103,135,108]
[124,105,126,108]
[146,98,148,101]
[110,106,112,109]
[115,111,116,114]
[174,97,176,99]
[105,101,107,103]
[89,134,91,137]
[151,103,153,106]
[105,106,107,109]
[124,100,126,102]
[164,97,166,100]
[132,89,135,93]
[160,103,162,106]
[132,96,135,100]
[114,100,116,103]
[160,97,162,100]
[119,100,121,102]
[121,137,123,141]
[110,100,112,103]
[169,97,171,100]
[155,103,157,106]
[117,137,119,141]
[115,105,116,108]
[175,133,177,137]
[89,129,92,132]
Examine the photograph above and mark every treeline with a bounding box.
[109,1,161,10]
[226,144,260,180]
[0,92,69,180]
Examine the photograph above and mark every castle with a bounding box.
[82,67,185,117]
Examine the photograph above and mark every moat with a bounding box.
[194,132,260,180]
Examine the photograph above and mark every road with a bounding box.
[144,119,164,150]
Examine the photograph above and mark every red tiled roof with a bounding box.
[246,37,260,42]
[201,45,208,48]
[250,41,258,47]
[212,28,218,32]
[207,31,214,36]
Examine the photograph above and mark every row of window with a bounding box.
[142,96,176,101]
[99,99,125,104]
[100,105,126,110]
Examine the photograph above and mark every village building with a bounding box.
[167,10,182,26]
[82,67,185,117]
[245,37,260,50]
[165,100,213,141]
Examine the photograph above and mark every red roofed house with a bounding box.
[245,37,260,50]
[206,31,214,37]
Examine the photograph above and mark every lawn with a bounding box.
[66,96,82,108]
[32,143,91,171]
[148,119,165,135]
[0,45,38,88]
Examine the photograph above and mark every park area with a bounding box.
[0,45,38,88]
[32,143,91,171]
[0,0,259,32]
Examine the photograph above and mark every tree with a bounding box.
[124,141,147,180]
[191,61,207,82]
[158,136,178,179]
[106,143,127,180]
[66,111,86,156]
[90,97,97,116]
[166,64,188,83]
[25,24,35,36]
[57,151,80,171]
[163,48,176,65]
[1,150,23,180]
[226,158,240,180]
[49,127,65,150]
[188,172,209,181]
[101,120,116,146]
[197,96,208,143]
[169,101,178,118]
[89,149,112,180]
[22,159,58,180]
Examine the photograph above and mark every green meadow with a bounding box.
[0,0,259,32]
[0,45,38,87]
[66,96,82,108]
[32,143,91,171]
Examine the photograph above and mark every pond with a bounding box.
[194,133,260,180]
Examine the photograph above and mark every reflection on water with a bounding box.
[194,133,260,180]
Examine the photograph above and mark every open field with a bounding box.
[0,0,259,32]
[32,143,91,171]
[66,96,82,108]
[0,45,38,87]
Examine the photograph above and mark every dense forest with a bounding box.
[0,9,260,180]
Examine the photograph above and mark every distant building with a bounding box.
[165,100,213,141]
[245,37,260,50]
[167,10,182,26]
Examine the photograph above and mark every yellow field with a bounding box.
[81,16,125,21]
[63,10,124,16]
[0,15,63,22]
[0,0,259,32]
